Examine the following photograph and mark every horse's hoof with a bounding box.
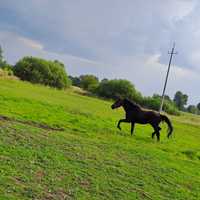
[117,126,121,130]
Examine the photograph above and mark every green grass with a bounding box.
[0,78,200,200]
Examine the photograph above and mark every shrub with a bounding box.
[141,96,161,110]
[79,75,99,92]
[14,57,71,89]
[0,64,14,76]
[96,79,142,102]
[162,100,180,115]
[141,96,180,115]
[69,76,81,87]
[187,105,199,115]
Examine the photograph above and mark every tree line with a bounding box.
[0,45,199,115]
[69,74,200,115]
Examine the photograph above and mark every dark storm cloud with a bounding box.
[0,0,199,104]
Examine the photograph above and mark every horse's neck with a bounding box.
[123,102,140,113]
[122,104,129,112]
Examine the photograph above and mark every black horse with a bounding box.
[111,98,173,141]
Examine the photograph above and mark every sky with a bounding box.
[0,0,199,105]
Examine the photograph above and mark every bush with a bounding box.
[14,57,71,89]
[96,79,142,102]
[0,64,14,76]
[141,96,161,110]
[141,96,180,115]
[187,105,199,115]
[79,75,99,92]
[69,76,81,87]
[162,100,180,115]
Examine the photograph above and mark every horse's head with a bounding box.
[111,98,124,109]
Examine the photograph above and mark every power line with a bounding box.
[159,42,177,113]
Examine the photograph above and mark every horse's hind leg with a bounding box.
[156,131,160,141]
[151,123,161,141]
[152,131,156,138]
[131,122,135,135]
[152,129,161,139]
[156,125,162,141]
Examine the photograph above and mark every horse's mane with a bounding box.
[124,98,141,110]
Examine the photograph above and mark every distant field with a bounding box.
[0,78,200,200]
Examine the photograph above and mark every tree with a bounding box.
[79,74,99,91]
[96,79,142,102]
[153,94,172,102]
[54,60,65,68]
[69,76,81,87]
[173,91,188,110]
[197,102,200,111]
[0,45,13,75]
[0,45,7,67]
[14,57,71,89]
[142,95,179,115]
[0,45,3,64]
[187,105,198,114]
[101,78,108,83]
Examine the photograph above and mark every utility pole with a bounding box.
[159,43,177,113]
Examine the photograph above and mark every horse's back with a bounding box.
[124,99,161,124]
[136,109,160,124]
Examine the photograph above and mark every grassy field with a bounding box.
[0,77,200,200]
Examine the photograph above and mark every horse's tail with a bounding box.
[161,114,173,138]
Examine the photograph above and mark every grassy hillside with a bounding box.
[0,77,200,200]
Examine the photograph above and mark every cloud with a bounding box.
[0,30,109,76]
[0,0,197,59]
[17,37,44,50]
[0,0,200,104]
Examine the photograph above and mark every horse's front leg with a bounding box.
[117,119,129,130]
[131,122,135,135]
